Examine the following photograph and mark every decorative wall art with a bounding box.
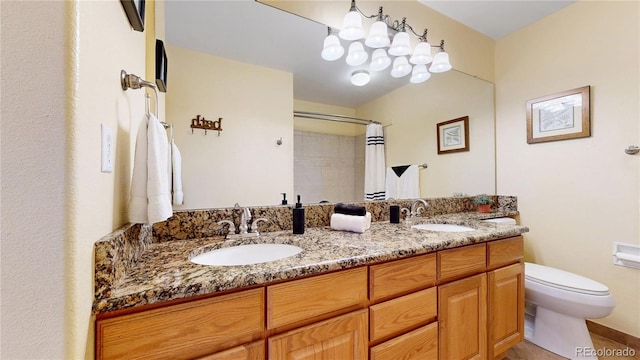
[526,86,590,144]
[120,0,145,32]
[437,116,469,154]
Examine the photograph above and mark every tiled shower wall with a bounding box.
[294,130,365,203]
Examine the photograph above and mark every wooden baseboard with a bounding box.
[586,320,640,350]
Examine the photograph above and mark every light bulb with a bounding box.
[388,32,411,56]
[370,49,391,71]
[390,56,412,78]
[346,42,368,66]
[321,34,344,61]
[410,41,433,64]
[410,64,431,84]
[429,51,452,73]
[365,21,390,48]
[351,70,370,86]
[339,11,365,41]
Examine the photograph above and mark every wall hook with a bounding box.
[277,137,283,145]
[625,145,639,155]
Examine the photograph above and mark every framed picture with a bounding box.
[120,0,145,32]
[526,86,590,144]
[437,116,469,154]
[155,39,168,92]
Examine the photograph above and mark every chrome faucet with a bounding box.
[410,199,429,219]
[237,204,251,235]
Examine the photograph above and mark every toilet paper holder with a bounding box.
[612,242,640,269]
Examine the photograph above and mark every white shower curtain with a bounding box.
[364,123,386,201]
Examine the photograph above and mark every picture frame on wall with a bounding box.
[526,85,590,144]
[437,116,469,154]
[155,39,168,92]
[120,0,145,32]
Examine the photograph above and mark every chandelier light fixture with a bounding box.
[321,0,452,86]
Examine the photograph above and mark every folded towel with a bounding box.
[334,203,366,216]
[330,212,372,233]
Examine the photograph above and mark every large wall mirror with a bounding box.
[164,0,495,209]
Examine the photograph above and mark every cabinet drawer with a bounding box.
[369,287,437,342]
[267,267,368,329]
[438,243,486,282]
[487,236,523,270]
[196,340,264,360]
[370,322,438,360]
[369,253,436,302]
[96,288,264,360]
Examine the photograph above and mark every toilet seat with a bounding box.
[525,262,610,296]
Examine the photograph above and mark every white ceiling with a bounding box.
[164,0,575,108]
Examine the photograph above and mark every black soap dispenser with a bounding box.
[292,195,305,234]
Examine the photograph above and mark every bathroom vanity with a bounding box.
[93,206,527,360]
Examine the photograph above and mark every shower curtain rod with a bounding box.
[293,110,381,125]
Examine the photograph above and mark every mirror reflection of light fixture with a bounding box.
[346,41,369,66]
[351,70,371,86]
[322,1,452,86]
[321,28,345,61]
[390,56,411,78]
[370,48,391,71]
[429,40,452,73]
[410,64,431,84]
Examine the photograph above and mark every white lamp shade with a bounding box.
[339,11,365,41]
[365,21,390,48]
[410,64,431,84]
[410,42,433,64]
[321,34,344,61]
[346,41,368,66]
[390,56,412,78]
[429,51,452,73]
[370,49,391,71]
[388,31,411,56]
[351,70,370,86]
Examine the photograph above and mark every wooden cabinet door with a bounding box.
[488,263,524,359]
[196,341,264,360]
[438,273,487,360]
[268,310,368,360]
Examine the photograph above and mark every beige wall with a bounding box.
[69,1,148,358]
[166,45,294,209]
[357,70,496,197]
[0,1,67,358]
[495,0,640,337]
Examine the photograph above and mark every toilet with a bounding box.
[524,262,615,360]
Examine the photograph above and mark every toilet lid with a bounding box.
[525,262,610,296]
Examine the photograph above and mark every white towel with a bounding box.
[385,165,420,200]
[128,114,173,224]
[365,124,386,201]
[171,139,184,205]
[330,212,372,233]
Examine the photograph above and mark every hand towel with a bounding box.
[334,203,366,216]
[128,114,173,224]
[330,212,372,233]
[385,165,420,200]
[171,139,184,205]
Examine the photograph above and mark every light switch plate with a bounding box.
[101,123,114,173]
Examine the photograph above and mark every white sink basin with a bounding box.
[190,243,303,266]
[411,223,475,232]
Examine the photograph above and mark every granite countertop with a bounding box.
[93,212,528,314]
